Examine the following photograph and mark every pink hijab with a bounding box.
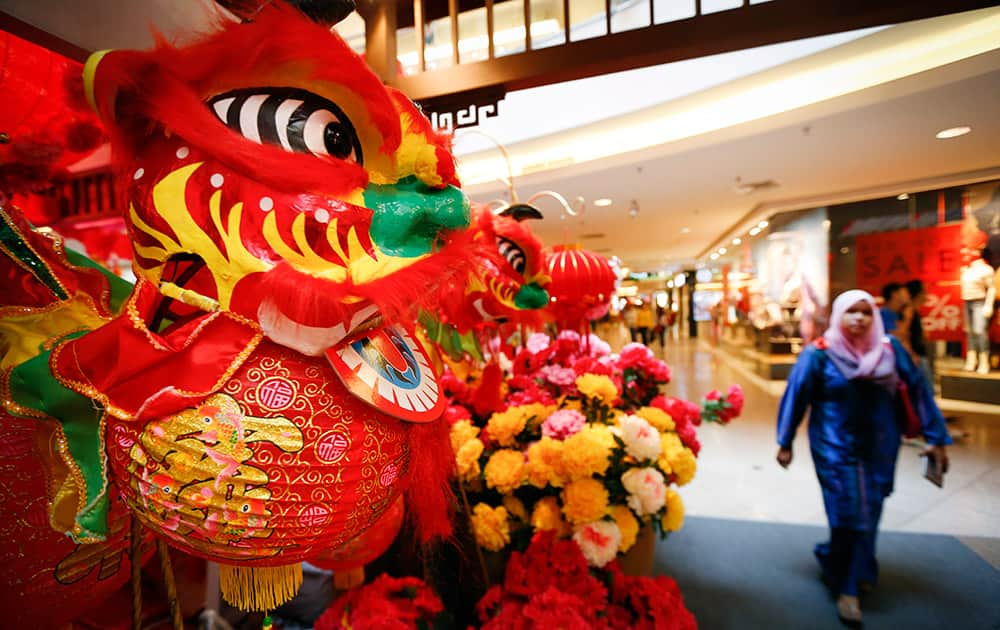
[823,289,897,389]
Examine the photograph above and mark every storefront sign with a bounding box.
[855,224,963,341]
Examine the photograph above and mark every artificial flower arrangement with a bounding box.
[445,331,744,567]
[313,573,449,630]
[476,530,697,629]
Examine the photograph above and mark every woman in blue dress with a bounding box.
[776,290,951,625]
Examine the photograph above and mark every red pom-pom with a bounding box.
[64,118,104,153]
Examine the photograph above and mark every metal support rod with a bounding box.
[524,0,532,51]
[650,0,655,25]
[157,539,184,630]
[563,0,571,41]
[449,0,459,64]
[414,0,426,72]
[606,0,612,34]
[486,0,495,58]
[130,517,143,630]
[695,0,702,16]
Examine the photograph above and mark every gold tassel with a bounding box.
[218,563,303,612]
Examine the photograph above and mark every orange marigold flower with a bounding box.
[561,477,609,524]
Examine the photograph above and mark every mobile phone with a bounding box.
[922,453,944,488]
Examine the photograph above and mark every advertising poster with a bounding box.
[855,223,963,341]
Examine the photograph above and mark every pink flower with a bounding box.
[540,365,577,388]
[726,384,745,417]
[556,329,582,345]
[675,421,701,456]
[618,343,653,369]
[654,396,702,427]
[526,332,551,354]
[586,334,612,358]
[642,357,672,383]
[705,389,721,401]
[542,409,586,440]
[443,404,471,424]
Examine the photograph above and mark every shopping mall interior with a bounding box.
[1,1,998,628]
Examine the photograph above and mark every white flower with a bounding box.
[618,414,662,461]
[573,520,622,567]
[621,467,667,516]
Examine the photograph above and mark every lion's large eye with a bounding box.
[207,88,362,164]
[497,237,526,275]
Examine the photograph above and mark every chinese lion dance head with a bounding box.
[0,0,475,613]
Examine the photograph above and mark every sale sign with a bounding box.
[855,224,964,341]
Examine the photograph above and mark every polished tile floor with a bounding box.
[599,326,1000,565]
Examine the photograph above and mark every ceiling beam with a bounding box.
[392,0,1000,101]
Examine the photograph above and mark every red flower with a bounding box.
[443,404,471,424]
[704,389,721,402]
[675,420,701,456]
[617,343,653,369]
[523,587,594,628]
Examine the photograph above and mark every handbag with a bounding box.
[895,379,922,439]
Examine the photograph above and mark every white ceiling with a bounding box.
[466,51,1000,271]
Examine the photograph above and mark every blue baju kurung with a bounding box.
[776,337,951,596]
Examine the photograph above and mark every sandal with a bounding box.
[837,594,863,627]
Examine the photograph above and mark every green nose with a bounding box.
[363,175,470,257]
[514,282,549,310]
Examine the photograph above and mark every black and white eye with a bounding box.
[207,88,363,164]
[497,237,526,275]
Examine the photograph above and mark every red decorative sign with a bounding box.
[855,224,963,341]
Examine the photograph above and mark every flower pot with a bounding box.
[619,524,656,577]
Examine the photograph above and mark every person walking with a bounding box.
[775,289,951,625]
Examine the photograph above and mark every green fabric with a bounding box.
[64,247,134,314]
[0,209,69,300]
[419,311,483,362]
[8,331,108,541]
[364,177,469,257]
[514,282,549,310]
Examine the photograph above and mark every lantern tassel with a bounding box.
[218,563,303,612]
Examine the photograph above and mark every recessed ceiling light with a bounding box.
[594,198,613,207]
[936,126,971,139]
[718,247,728,255]
[897,193,909,200]
[732,238,742,245]
[758,220,769,228]
[749,227,761,236]
[680,227,691,234]
[710,253,719,260]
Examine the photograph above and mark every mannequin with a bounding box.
[960,247,995,374]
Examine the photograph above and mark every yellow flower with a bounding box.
[450,420,480,454]
[610,505,640,553]
[636,406,675,432]
[456,438,484,482]
[559,397,583,413]
[486,404,554,447]
[561,477,609,524]
[661,489,685,532]
[471,503,510,551]
[525,436,567,488]
[560,426,612,480]
[575,374,618,404]
[503,495,529,521]
[658,440,697,486]
[484,449,526,494]
[530,496,570,536]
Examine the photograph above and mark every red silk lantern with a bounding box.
[309,496,404,572]
[545,245,616,329]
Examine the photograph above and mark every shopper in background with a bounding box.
[636,302,655,345]
[960,247,995,373]
[900,279,934,386]
[776,289,951,626]
[879,282,910,336]
[624,304,639,343]
[655,307,669,346]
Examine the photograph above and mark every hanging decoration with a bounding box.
[544,245,617,331]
